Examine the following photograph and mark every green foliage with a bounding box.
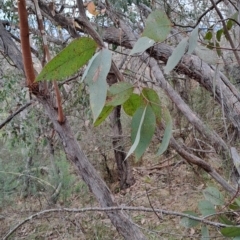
[165,37,188,73]
[130,37,155,55]
[156,108,172,156]
[106,82,133,106]
[203,186,224,205]
[180,211,200,228]
[142,10,172,42]
[187,25,199,54]
[142,88,161,123]
[130,105,156,160]
[36,37,97,81]
[180,186,240,239]
[84,49,112,122]
[221,227,240,237]
[54,155,76,203]
[94,105,114,127]
[123,93,144,116]
[198,200,216,216]
[201,225,210,239]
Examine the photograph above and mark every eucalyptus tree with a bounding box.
[1,0,240,239]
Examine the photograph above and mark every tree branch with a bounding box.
[3,205,237,239]
[0,101,33,130]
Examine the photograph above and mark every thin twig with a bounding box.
[0,101,33,130]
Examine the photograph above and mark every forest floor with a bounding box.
[0,149,230,240]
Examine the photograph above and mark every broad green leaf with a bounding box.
[142,88,161,123]
[142,10,172,42]
[219,215,235,225]
[84,48,112,122]
[156,108,172,156]
[203,187,224,205]
[94,105,114,127]
[36,37,97,81]
[195,45,219,65]
[164,37,188,73]
[188,25,199,54]
[221,227,240,237]
[81,51,100,82]
[198,200,216,216]
[180,211,200,228]
[123,93,144,116]
[201,225,210,240]
[130,105,156,160]
[204,31,212,41]
[125,106,147,160]
[227,19,234,30]
[229,198,240,210]
[215,42,221,57]
[130,37,155,55]
[106,82,133,106]
[216,29,223,42]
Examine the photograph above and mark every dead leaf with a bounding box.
[87,1,99,16]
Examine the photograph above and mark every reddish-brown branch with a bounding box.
[33,0,64,123]
[17,0,38,91]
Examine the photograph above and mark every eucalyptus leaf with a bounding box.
[201,225,210,240]
[142,10,172,42]
[198,200,216,216]
[84,49,112,122]
[123,93,144,116]
[180,211,200,228]
[203,187,224,205]
[131,105,156,160]
[125,106,147,160]
[130,37,155,55]
[221,227,240,237]
[156,107,172,156]
[188,25,199,54]
[165,37,188,73]
[36,37,97,81]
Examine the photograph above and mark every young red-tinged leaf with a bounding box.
[106,82,133,106]
[142,88,161,123]
[130,37,155,55]
[142,10,172,42]
[130,105,156,160]
[84,49,112,122]
[221,227,240,237]
[94,105,114,127]
[125,106,147,160]
[180,211,200,228]
[164,37,188,73]
[123,93,144,116]
[36,37,97,81]
[156,107,172,156]
[203,187,224,206]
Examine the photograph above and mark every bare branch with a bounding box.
[0,101,33,130]
[3,205,237,239]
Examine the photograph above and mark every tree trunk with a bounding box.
[38,95,147,240]
[110,106,135,189]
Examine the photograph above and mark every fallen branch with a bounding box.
[3,205,238,239]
